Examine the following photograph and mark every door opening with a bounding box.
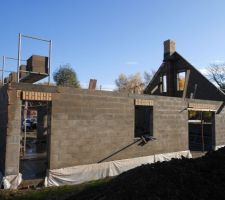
[20,100,51,180]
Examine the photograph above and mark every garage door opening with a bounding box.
[188,110,215,151]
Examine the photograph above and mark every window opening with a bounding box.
[135,106,153,138]
[177,71,186,91]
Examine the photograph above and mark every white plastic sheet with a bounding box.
[214,145,225,151]
[154,150,192,162]
[1,173,22,189]
[0,172,3,188]
[45,150,192,187]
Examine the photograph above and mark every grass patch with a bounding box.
[0,177,112,200]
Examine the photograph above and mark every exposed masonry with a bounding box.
[0,82,224,176]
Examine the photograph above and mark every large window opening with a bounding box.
[188,110,215,151]
[135,106,153,138]
[177,71,186,91]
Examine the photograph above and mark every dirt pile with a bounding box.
[70,148,225,200]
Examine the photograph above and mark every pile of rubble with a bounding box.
[71,148,225,200]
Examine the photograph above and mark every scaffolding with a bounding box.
[0,33,52,85]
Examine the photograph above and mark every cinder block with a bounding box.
[27,55,48,74]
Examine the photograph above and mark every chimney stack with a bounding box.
[164,39,176,59]
[88,79,97,91]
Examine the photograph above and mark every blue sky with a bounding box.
[1,0,225,89]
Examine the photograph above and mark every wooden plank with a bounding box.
[151,85,158,94]
[182,70,190,99]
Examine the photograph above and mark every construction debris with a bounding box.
[69,147,225,200]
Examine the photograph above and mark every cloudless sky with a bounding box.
[1,0,225,89]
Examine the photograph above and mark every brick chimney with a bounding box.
[88,79,97,91]
[164,39,176,59]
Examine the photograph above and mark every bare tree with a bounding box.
[115,73,128,91]
[115,73,145,94]
[144,70,156,87]
[207,63,225,90]
[127,73,145,94]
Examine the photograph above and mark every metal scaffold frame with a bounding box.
[1,34,52,85]
[17,33,52,84]
[0,56,26,85]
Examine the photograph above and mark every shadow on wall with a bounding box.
[98,136,156,163]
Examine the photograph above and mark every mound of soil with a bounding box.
[70,148,225,200]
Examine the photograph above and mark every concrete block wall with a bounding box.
[215,103,225,147]
[2,83,224,175]
[0,86,8,173]
[4,86,21,175]
[49,88,189,170]
[50,89,134,169]
[10,82,57,93]
[151,95,188,153]
[0,85,21,175]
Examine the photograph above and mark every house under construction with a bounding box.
[0,39,225,189]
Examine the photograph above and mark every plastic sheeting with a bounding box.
[214,145,225,151]
[0,173,22,189]
[0,172,3,188]
[45,150,192,187]
[154,151,191,162]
